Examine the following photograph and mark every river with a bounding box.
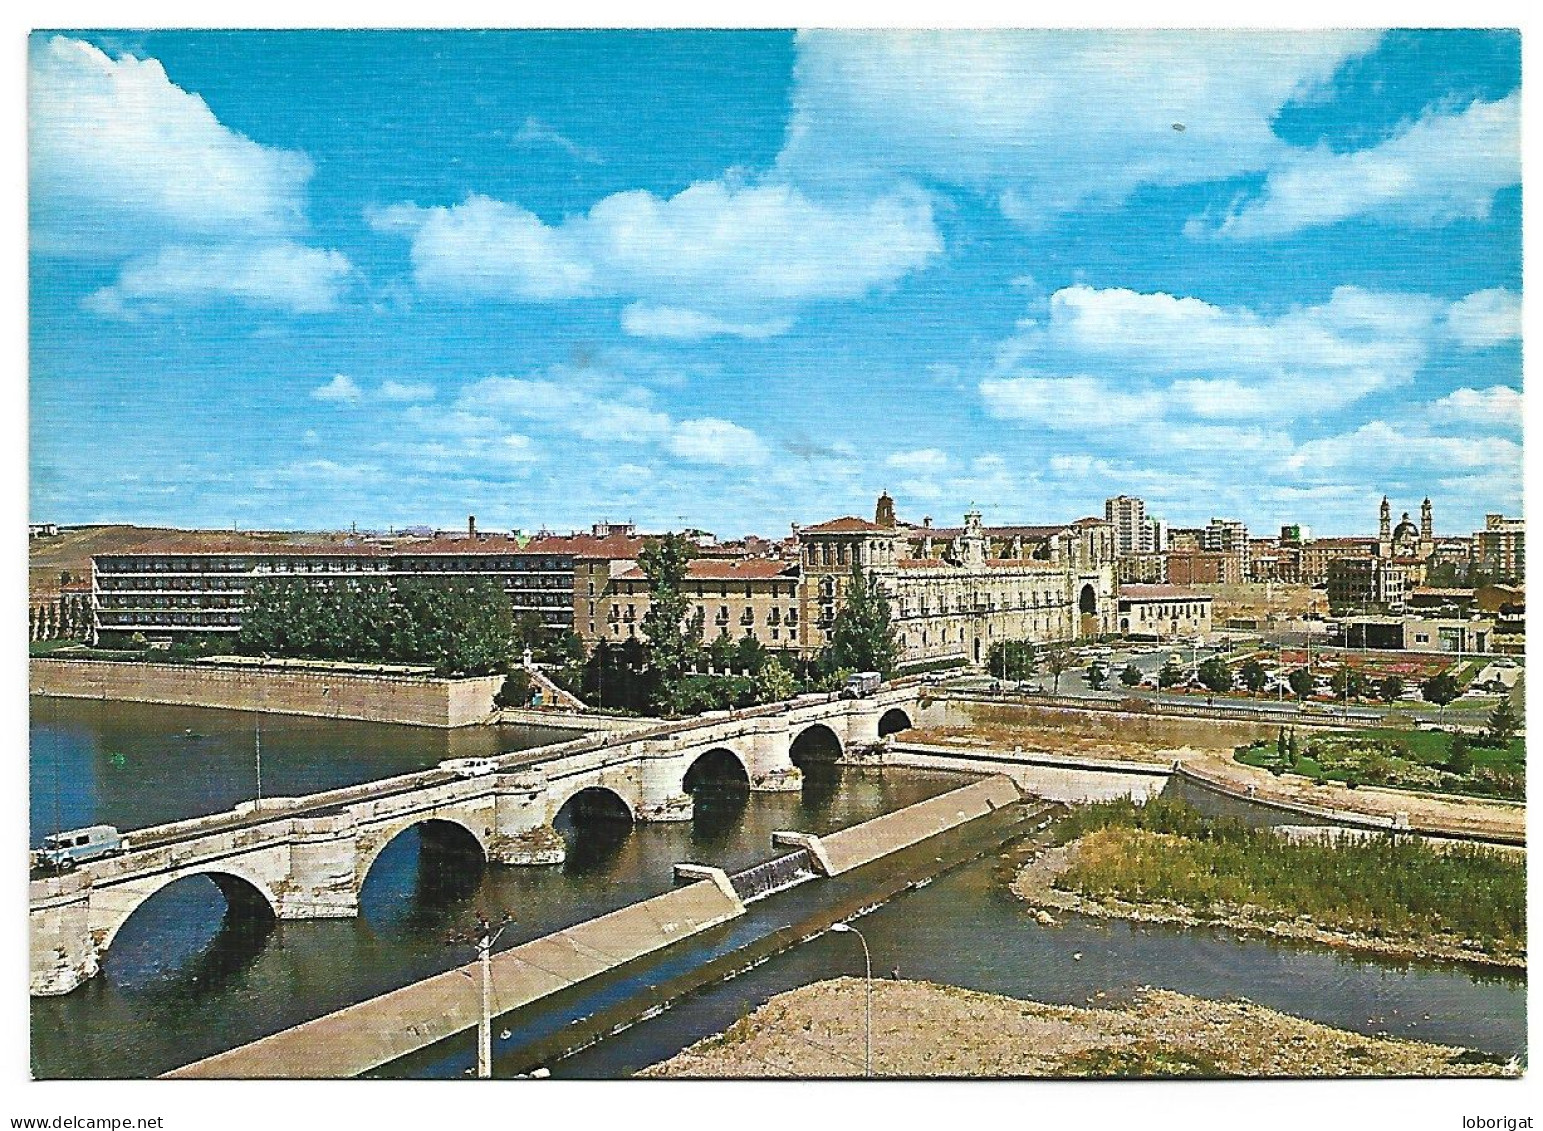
[28,697,1526,1078]
[29,697,967,1078]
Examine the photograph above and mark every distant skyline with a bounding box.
[29,30,1522,540]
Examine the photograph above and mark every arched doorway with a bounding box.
[683,748,751,845]
[1079,583,1100,637]
[553,787,634,874]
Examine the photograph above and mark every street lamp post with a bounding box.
[828,922,872,1077]
[457,914,513,1078]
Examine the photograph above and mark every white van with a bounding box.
[32,825,129,871]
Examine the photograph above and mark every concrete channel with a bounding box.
[165,776,1025,1079]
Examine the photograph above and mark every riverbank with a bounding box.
[641,978,1511,1077]
[1179,747,1525,844]
[1012,830,1525,971]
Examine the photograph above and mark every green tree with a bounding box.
[1045,646,1071,692]
[1198,657,1233,694]
[512,611,546,654]
[734,633,769,677]
[1157,660,1185,689]
[1330,666,1369,701]
[1239,659,1268,694]
[1087,661,1108,691]
[1287,667,1316,700]
[1445,731,1473,775]
[708,632,739,673]
[494,668,533,709]
[1420,672,1461,717]
[638,533,699,712]
[1485,700,1519,746]
[986,640,1037,681]
[1377,675,1405,703]
[752,656,797,705]
[1119,663,1142,688]
[824,560,901,679]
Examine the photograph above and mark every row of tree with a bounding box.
[30,595,92,642]
[237,577,519,676]
[1117,655,1473,711]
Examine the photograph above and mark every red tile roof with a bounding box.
[800,516,891,534]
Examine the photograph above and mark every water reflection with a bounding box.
[101,876,276,995]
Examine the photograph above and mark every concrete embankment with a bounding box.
[1175,751,1525,846]
[30,658,504,728]
[883,741,1171,804]
[166,874,745,1079]
[165,776,1022,1079]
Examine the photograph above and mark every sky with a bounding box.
[27,29,1522,540]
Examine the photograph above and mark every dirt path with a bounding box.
[1011,837,1524,971]
[641,978,1510,1078]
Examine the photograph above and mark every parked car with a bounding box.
[438,758,499,778]
[32,825,130,872]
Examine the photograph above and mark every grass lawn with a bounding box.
[1235,725,1523,800]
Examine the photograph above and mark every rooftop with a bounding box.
[1119,584,1213,602]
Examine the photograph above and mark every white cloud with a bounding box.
[312,374,362,403]
[512,116,604,165]
[885,448,950,472]
[1427,386,1523,431]
[373,180,940,336]
[990,284,1449,424]
[379,380,436,403]
[1445,287,1522,349]
[85,241,352,317]
[30,36,313,255]
[779,30,1377,222]
[620,305,793,341]
[981,374,1162,431]
[369,196,596,301]
[458,375,673,443]
[668,418,769,466]
[1203,94,1520,240]
[1284,420,1522,480]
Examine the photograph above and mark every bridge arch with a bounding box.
[356,815,489,891]
[789,723,843,768]
[551,783,636,826]
[877,707,913,737]
[93,865,280,958]
[682,747,750,794]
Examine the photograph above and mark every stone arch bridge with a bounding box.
[30,687,922,996]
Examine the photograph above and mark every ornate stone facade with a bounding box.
[795,494,1118,667]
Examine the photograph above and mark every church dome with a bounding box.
[1393,517,1419,541]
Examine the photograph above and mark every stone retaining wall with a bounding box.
[30,658,502,728]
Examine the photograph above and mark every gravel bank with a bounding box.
[641,978,1510,1078]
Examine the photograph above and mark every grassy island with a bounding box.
[1015,798,1524,968]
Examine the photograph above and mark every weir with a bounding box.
[164,775,1020,1079]
[728,849,817,904]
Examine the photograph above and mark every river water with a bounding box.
[29,697,966,1078]
[29,697,1526,1078]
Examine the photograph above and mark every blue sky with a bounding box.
[28,29,1522,539]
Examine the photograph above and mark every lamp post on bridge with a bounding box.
[828,921,872,1077]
